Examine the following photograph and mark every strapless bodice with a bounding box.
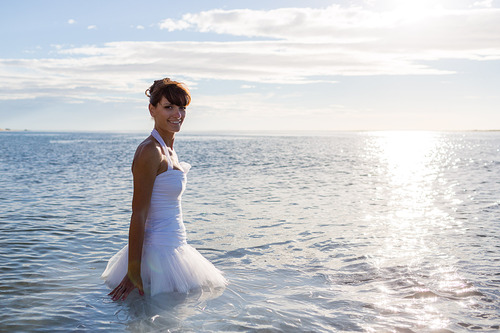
[144,160,191,247]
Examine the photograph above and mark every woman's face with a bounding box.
[149,96,186,133]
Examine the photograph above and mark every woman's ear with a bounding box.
[149,103,155,117]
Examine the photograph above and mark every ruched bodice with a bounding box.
[144,161,191,247]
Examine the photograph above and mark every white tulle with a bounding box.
[101,243,227,295]
[101,129,227,296]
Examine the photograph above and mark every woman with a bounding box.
[101,78,227,301]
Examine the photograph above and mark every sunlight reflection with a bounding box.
[373,131,441,229]
[364,131,444,267]
[364,131,457,331]
[377,131,437,185]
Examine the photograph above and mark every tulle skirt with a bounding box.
[101,243,227,296]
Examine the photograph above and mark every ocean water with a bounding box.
[0,130,499,332]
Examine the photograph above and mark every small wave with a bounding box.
[404,290,439,299]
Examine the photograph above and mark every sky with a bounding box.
[1,0,499,132]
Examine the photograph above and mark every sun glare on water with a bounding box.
[378,131,438,187]
[363,131,463,331]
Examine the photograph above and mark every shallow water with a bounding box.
[0,131,499,332]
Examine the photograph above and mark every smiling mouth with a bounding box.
[169,119,182,124]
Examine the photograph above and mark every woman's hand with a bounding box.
[109,272,144,301]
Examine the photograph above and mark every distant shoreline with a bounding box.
[0,129,29,132]
[1,128,499,135]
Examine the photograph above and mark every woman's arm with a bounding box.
[109,139,161,301]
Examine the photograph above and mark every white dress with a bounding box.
[101,129,227,296]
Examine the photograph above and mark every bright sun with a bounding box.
[387,0,442,20]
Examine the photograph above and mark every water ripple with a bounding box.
[1,131,499,332]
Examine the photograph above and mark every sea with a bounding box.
[0,130,499,332]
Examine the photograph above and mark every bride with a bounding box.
[101,78,227,301]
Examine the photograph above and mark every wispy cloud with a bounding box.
[1,4,500,103]
[68,19,76,24]
[472,0,493,8]
[159,5,500,53]
[159,18,192,32]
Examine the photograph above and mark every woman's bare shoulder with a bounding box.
[133,136,162,169]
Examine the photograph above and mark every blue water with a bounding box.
[0,131,499,332]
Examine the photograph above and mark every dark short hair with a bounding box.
[145,78,191,107]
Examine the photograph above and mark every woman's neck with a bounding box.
[154,127,175,148]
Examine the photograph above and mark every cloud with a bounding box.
[159,5,500,50]
[1,5,500,104]
[0,39,447,100]
[159,18,192,31]
[472,0,493,7]
[160,6,385,41]
[68,19,76,24]
[87,25,97,30]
